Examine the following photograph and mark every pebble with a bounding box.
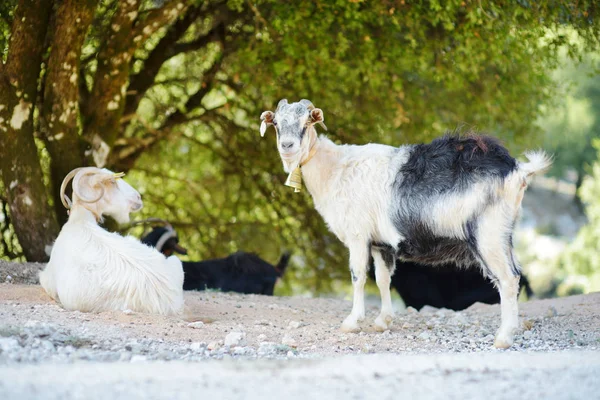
[187,321,205,329]
[546,306,558,318]
[281,335,298,348]
[224,331,246,347]
[207,341,220,351]
[288,321,302,329]
[190,342,204,351]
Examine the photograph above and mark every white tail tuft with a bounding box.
[519,150,553,178]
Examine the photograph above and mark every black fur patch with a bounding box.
[370,242,396,273]
[391,133,517,265]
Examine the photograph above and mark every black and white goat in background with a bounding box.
[141,226,291,296]
[260,99,551,348]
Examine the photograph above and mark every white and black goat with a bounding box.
[39,167,184,315]
[260,99,551,348]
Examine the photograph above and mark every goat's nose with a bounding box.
[281,142,294,150]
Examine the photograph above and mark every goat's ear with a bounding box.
[309,108,327,131]
[260,111,275,137]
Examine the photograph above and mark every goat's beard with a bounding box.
[281,157,299,174]
[279,143,309,173]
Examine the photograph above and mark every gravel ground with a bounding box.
[0,262,599,399]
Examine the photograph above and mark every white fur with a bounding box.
[39,169,184,315]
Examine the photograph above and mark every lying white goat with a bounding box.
[39,167,184,315]
[260,99,551,348]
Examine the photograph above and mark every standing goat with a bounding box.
[39,167,184,315]
[370,259,534,311]
[260,99,551,348]
[141,225,291,295]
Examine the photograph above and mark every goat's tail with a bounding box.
[275,251,292,276]
[518,150,553,182]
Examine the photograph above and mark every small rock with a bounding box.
[287,351,294,357]
[257,334,267,342]
[402,322,415,329]
[224,331,246,347]
[546,306,558,318]
[187,321,205,329]
[0,337,20,352]
[406,307,418,314]
[522,319,534,330]
[523,330,533,339]
[40,340,55,351]
[281,335,298,348]
[418,331,431,340]
[288,321,302,329]
[130,355,147,363]
[122,309,134,315]
[207,341,220,351]
[420,305,439,314]
[190,342,203,351]
[5,275,12,283]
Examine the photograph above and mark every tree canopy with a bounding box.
[0,0,599,293]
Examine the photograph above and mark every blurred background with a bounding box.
[1,0,599,299]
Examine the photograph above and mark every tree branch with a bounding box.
[131,0,189,46]
[123,3,228,119]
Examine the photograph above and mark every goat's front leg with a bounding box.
[372,249,395,331]
[341,241,369,333]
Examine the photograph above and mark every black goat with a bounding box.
[141,226,291,295]
[369,260,534,311]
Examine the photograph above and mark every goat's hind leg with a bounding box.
[341,241,369,333]
[476,214,520,349]
[372,248,396,331]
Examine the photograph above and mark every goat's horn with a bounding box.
[60,167,86,209]
[300,99,315,110]
[72,168,105,205]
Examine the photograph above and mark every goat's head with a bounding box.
[140,224,188,256]
[260,99,326,172]
[60,167,143,224]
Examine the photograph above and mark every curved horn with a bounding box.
[299,99,315,110]
[72,168,105,205]
[60,167,87,209]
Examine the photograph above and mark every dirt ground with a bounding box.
[1,262,599,399]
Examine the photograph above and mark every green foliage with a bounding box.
[560,140,600,292]
[0,0,16,60]
[539,45,600,186]
[2,0,600,293]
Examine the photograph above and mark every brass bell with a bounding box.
[284,167,303,192]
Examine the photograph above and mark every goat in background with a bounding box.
[368,259,534,311]
[39,168,184,315]
[141,225,291,296]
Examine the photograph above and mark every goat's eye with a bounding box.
[273,121,277,127]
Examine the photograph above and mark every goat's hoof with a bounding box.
[493,336,514,349]
[373,314,393,332]
[340,318,361,333]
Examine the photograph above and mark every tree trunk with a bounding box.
[0,0,59,261]
[40,0,98,225]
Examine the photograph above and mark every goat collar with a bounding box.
[155,228,177,253]
[300,129,319,167]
